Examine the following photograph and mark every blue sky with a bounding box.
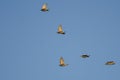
[0,0,120,80]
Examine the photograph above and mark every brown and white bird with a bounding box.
[57,25,65,34]
[105,61,115,65]
[59,57,68,67]
[81,54,90,58]
[41,3,49,12]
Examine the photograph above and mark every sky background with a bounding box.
[0,0,120,80]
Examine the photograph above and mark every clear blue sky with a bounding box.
[0,0,120,80]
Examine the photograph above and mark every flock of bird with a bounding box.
[40,3,116,67]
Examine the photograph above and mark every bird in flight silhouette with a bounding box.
[59,57,68,67]
[41,3,49,12]
[57,25,65,34]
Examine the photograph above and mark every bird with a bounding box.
[59,57,68,67]
[81,54,90,58]
[57,25,65,34]
[105,61,115,65]
[41,3,49,12]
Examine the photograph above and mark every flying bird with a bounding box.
[41,3,49,12]
[59,57,68,67]
[81,54,90,58]
[57,25,65,34]
[105,61,115,65]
